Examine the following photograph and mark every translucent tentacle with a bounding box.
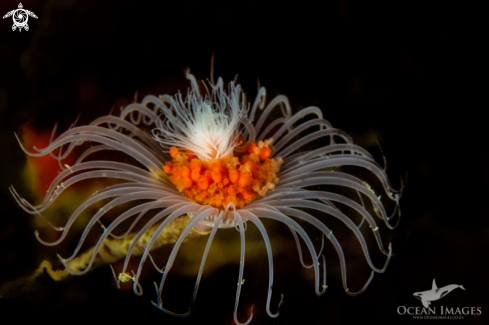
[150,205,217,303]
[232,206,254,325]
[240,211,284,318]
[152,207,223,317]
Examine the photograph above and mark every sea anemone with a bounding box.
[10,67,402,324]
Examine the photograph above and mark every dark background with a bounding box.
[0,0,486,324]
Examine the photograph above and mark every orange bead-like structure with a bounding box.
[163,141,281,209]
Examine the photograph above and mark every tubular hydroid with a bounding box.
[11,68,403,324]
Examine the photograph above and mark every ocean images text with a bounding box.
[397,306,482,317]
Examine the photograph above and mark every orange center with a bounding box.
[162,138,281,209]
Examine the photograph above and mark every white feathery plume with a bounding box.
[153,73,246,161]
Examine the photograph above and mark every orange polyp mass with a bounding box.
[169,146,180,159]
[248,143,258,154]
[181,177,193,189]
[164,139,281,208]
[260,147,272,160]
[238,172,251,187]
[180,166,190,178]
[210,161,222,173]
[190,169,200,182]
[197,177,210,190]
[241,191,252,200]
[229,169,240,184]
[163,165,172,174]
[189,159,202,172]
[211,170,223,183]
[242,160,254,173]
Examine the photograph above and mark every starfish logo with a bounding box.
[3,3,38,32]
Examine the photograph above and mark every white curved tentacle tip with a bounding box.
[366,271,374,286]
[59,254,85,276]
[109,264,121,289]
[387,242,398,258]
[346,271,374,297]
[318,255,327,296]
[151,300,162,310]
[275,293,285,316]
[72,114,81,129]
[9,186,27,205]
[56,253,77,274]
[51,122,58,135]
[36,212,64,231]
[249,305,255,322]
[236,305,254,325]
[152,281,162,306]
[32,145,44,152]
[185,68,201,97]
[259,88,266,109]
[133,279,143,296]
[56,253,66,262]
[109,105,115,116]
[14,132,29,153]
[376,244,393,273]
[33,229,51,244]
